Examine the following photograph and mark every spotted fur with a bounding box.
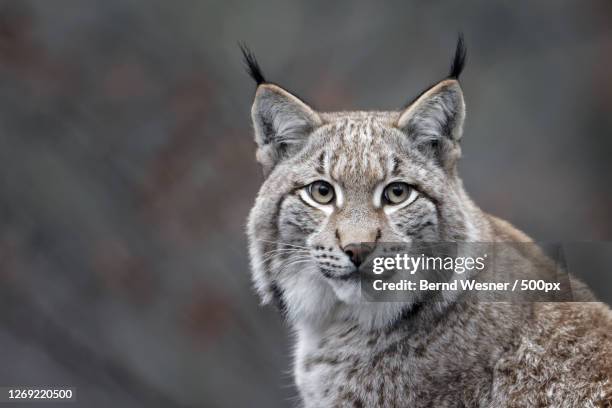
[245,42,612,407]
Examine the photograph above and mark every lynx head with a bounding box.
[244,37,481,329]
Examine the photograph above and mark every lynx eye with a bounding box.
[383,182,412,205]
[308,180,335,204]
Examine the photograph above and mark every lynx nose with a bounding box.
[343,243,374,267]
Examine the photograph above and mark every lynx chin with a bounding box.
[242,37,612,407]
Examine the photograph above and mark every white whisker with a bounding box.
[256,239,310,250]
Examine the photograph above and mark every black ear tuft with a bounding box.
[448,33,467,79]
[239,42,266,85]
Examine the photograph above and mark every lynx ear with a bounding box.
[396,79,465,170]
[240,44,322,174]
[251,84,321,174]
[396,35,467,170]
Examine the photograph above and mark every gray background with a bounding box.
[0,0,610,407]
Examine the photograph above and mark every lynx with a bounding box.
[243,38,612,407]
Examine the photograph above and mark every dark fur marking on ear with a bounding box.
[239,43,266,85]
[240,44,315,108]
[401,34,467,109]
[448,33,467,79]
[260,116,275,144]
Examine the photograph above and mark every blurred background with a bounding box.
[0,0,611,407]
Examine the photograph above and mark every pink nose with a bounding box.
[342,243,374,267]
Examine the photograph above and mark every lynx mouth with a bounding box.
[319,252,381,282]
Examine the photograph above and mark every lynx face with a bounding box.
[245,41,478,327]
